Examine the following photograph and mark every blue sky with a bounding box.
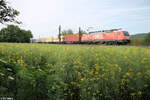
[1,0,150,38]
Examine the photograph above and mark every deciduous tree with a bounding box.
[0,0,20,24]
[62,29,74,36]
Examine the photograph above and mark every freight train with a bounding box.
[34,29,131,45]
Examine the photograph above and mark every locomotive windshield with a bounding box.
[123,31,129,36]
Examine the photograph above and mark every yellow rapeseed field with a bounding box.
[0,43,150,100]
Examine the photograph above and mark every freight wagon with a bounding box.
[36,36,64,43]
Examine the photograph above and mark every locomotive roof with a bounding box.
[89,29,123,34]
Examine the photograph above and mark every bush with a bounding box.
[130,33,150,46]
[130,38,145,46]
[144,33,150,45]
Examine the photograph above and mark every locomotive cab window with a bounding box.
[123,31,129,36]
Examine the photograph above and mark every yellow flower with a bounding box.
[96,90,100,94]
[73,65,79,69]
[88,87,91,90]
[78,72,81,76]
[137,72,142,76]
[93,93,96,96]
[92,97,96,100]
[81,78,85,81]
[95,64,100,70]
[95,72,99,75]
[89,70,93,75]
[130,93,135,96]
[137,91,142,96]
[118,67,122,72]
[144,84,148,87]
[125,72,131,77]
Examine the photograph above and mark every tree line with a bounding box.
[61,29,87,36]
[130,32,150,46]
[0,25,33,43]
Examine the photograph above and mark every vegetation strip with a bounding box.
[0,43,150,100]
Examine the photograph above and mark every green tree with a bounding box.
[62,29,74,36]
[0,0,20,24]
[0,25,33,43]
[79,29,87,34]
[144,32,150,45]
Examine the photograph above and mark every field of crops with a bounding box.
[0,43,150,100]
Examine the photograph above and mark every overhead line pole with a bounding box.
[58,25,61,42]
[79,27,81,43]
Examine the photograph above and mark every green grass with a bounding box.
[0,43,150,100]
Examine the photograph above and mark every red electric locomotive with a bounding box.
[64,29,130,45]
